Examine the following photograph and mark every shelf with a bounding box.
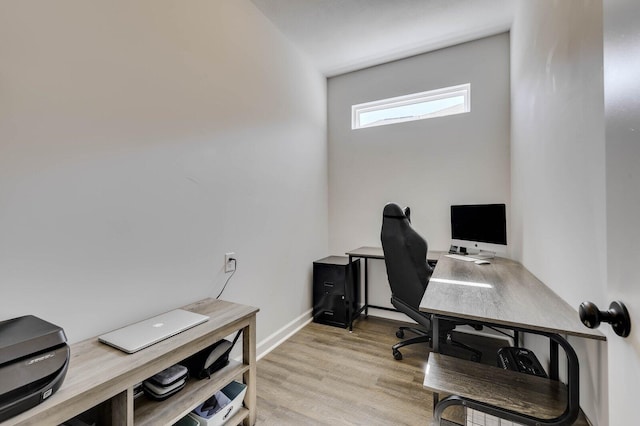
[134,360,249,426]
[424,352,591,424]
[224,407,249,426]
[424,353,567,418]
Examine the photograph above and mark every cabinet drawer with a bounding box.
[313,266,346,296]
[313,278,345,297]
[313,294,347,326]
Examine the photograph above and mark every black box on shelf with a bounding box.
[497,347,548,378]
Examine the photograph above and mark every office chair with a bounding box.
[380,202,481,361]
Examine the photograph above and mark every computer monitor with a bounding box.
[450,204,507,258]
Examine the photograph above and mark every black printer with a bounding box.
[0,315,70,422]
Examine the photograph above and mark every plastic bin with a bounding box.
[189,381,247,426]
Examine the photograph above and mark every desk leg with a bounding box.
[348,255,355,331]
[364,258,369,317]
[432,317,440,353]
[549,339,559,380]
[348,255,371,332]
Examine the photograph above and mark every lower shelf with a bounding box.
[224,407,249,426]
[424,353,567,419]
[134,360,249,426]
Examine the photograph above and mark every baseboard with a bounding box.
[240,307,511,364]
[255,309,313,361]
[365,306,413,322]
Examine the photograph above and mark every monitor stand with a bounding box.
[470,250,496,260]
[449,246,497,260]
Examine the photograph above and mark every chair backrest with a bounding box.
[380,203,433,309]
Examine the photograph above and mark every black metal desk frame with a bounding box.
[431,315,578,425]
[421,254,604,426]
[346,246,445,331]
[346,249,387,330]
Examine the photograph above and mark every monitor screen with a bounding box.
[451,204,507,246]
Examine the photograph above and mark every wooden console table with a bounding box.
[1,299,259,426]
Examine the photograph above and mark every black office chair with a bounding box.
[380,202,481,361]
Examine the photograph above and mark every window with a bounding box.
[351,83,471,129]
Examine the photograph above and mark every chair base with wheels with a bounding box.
[392,325,483,362]
[392,327,431,360]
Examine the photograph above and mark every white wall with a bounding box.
[510,1,607,424]
[0,0,328,349]
[327,34,510,307]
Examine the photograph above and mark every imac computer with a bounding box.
[450,204,507,259]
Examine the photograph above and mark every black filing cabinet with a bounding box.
[313,256,360,328]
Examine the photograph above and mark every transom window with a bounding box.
[351,83,471,129]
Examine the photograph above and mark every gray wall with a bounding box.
[510,1,607,423]
[0,0,328,351]
[327,33,511,308]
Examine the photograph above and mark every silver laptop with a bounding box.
[98,309,209,354]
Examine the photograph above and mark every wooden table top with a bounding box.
[346,246,386,259]
[420,255,605,340]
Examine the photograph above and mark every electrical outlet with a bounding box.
[224,252,236,273]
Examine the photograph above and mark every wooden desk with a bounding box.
[345,246,440,330]
[420,254,605,425]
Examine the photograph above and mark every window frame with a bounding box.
[351,83,471,130]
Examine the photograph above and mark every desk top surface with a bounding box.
[420,255,605,340]
[346,246,440,261]
[346,246,385,259]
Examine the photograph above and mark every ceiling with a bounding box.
[250,0,514,77]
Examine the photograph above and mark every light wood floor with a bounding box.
[255,316,591,426]
[255,317,440,425]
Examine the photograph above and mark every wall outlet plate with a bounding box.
[224,252,236,273]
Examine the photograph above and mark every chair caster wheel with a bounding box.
[393,349,403,360]
[396,330,404,338]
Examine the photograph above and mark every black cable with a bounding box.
[216,258,237,299]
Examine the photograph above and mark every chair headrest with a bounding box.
[383,202,408,219]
